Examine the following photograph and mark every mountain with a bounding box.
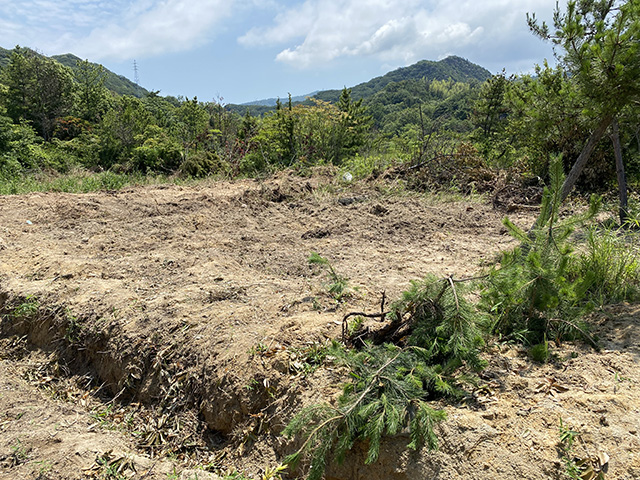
[0,47,148,98]
[226,56,491,115]
[52,53,149,98]
[313,56,491,103]
[241,91,319,107]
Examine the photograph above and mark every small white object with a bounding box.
[26,220,32,225]
[342,172,353,182]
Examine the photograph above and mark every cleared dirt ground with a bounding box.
[0,171,638,480]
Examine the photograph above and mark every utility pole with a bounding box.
[133,60,139,85]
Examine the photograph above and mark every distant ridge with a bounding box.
[227,56,491,115]
[313,56,491,103]
[242,91,319,107]
[0,47,149,98]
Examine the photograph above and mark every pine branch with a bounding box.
[286,351,402,462]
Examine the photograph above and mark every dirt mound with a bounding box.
[0,173,638,480]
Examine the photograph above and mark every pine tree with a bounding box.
[483,156,600,344]
[528,0,640,204]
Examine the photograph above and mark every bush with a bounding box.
[53,116,92,141]
[239,151,268,176]
[478,157,640,346]
[482,159,601,345]
[179,151,228,178]
[131,141,182,173]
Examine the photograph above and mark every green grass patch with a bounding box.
[0,169,172,195]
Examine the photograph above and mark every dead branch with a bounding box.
[341,275,486,346]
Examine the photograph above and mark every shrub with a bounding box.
[481,157,604,345]
[179,151,228,178]
[131,141,182,173]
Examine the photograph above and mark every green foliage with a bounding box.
[340,152,395,179]
[72,59,109,122]
[556,418,608,480]
[98,96,153,168]
[293,99,350,166]
[472,70,516,166]
[501,64,615,186]
[0,170,152,195]
[283,346,447,480]
[529,0,640,118]
[335,88,373,162]
[528,338,550,363]
[558,418,582,478]
[284,274,487,480]
[483,157,602,344]
[313,56,490,104]
[12,296,39,320]
[308,252,351,301]
[142,91,179,128]
[0,119,46,171]
[573,225,640,304]
[53,116,93,141]
[173,97,209,160]
[392,275,487,377]
[179,151,228,178]
[474,71,510,139]
[288,341,335,376]
[2,46,74,140]
[131,125,182,173]
[527,0,640,199]
[367,78,476,136]
[50,52,149,98]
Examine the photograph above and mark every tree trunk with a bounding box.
[560,114,614,201]
[611,119,629,224]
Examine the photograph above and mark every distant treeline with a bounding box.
[0,43,638,196]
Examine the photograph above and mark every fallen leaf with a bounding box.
[534,377,569,396]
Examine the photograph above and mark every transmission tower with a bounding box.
[133,60,139,85]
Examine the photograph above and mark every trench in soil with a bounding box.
[2,178,638,480]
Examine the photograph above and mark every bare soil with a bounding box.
[0,171,638,480]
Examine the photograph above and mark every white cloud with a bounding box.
[0,0,564,75]
[239,1,317,47]
[238,0,556,69]
[78,0,234,59]
[0,0,235,60]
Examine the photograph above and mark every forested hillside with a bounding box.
[313,55,490,103]
[0,15,638,203]
[241,91,319,107]
[227,56,489,118]
[52,53,149,98]
[0,47,148,98]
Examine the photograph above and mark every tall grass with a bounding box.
[574,226,640,304]
[0,169,171,195]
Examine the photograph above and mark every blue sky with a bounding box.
[0,0,562,104]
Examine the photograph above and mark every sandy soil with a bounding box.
[0,171,638,480]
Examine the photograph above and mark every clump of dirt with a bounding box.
[0,172,638,480]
